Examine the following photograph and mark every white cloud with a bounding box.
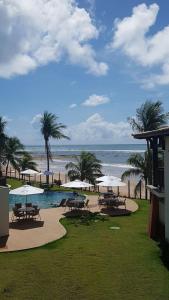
[0,0,108,78]
[111,3,169,87]
[82,94,110,106]
[30,113,42,129]
[3,116,12,123]
[69,103,77,108]
[86,0,96,16]
[66,113,131,143]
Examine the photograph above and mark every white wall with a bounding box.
[0,186,9,237]
[164,137,169,242]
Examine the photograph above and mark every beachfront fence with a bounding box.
[5,168,149,200]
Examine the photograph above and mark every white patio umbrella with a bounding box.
[61,179,93,189]
[20,169,40,175]
[96,179,126,187]
[10,185,44,204]
[96,175,121,182]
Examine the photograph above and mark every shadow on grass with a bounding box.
[101,207,131,217]
[63,210,108,226]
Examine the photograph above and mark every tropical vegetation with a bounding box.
[128,100,169,134]
[65,151,102,184]
[19,153,38,171]
[128,100,169,184]
[40,111,69,184]
[4,137,24,176]
[121,152,150,199]
[0,116,37,178]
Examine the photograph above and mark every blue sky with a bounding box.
[1,0,169,145]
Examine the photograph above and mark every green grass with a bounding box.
[0,200,169,299]
[7,178,24,189]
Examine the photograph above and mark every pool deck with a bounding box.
[0,196,138,252]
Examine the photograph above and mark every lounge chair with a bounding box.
[58,199,67,207]
[85,199,90,210]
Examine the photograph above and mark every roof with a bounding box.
[133,126,169,139]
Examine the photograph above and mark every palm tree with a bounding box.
[4,137,24,176]
[19,153,38,171]
[40,111,69,184]
[128,100,169,133]
[128,100,169,183]
[65,151,102,184]
[121,152,150,199]
[0,117,7,176]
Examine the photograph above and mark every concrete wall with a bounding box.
[0,186,9,237]
[164,137,169,242]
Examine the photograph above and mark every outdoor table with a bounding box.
[103,198,119,207]
[68,199,85,209]
[18,207,35,218]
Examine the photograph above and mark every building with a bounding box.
[0,186,9,238]
[133,127,169,244]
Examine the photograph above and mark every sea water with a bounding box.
[25,144,146,177]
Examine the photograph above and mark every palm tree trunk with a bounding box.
[6,160,9,177]
[45,139,50,184]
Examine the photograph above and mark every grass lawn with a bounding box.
[7,178,24,189]
[0,200,169,299]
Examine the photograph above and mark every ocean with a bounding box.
[25,144,146,178]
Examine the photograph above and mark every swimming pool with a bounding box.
[9,191,86,210]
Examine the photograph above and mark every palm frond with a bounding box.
[121,168,142,180]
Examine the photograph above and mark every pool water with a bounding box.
[9,191,85,211]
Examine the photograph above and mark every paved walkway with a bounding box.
[0,196,138,252]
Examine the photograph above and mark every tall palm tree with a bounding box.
[4,137,24,176]
[19,153,38,171]
[40,111,69,184]
[65,151,102,184]
[128,100,169,183]
[121,152,150,199]
[0,117,7,176]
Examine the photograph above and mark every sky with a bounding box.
[1,0,169,145]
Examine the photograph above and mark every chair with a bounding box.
[33,205,38,210]
[29,208,41,220]
[11,207,24,222]
[117,198,126,209]
[66,200,74,210]
[15,203,22,209]
[98,198,106,207]
[26,203,32,207]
